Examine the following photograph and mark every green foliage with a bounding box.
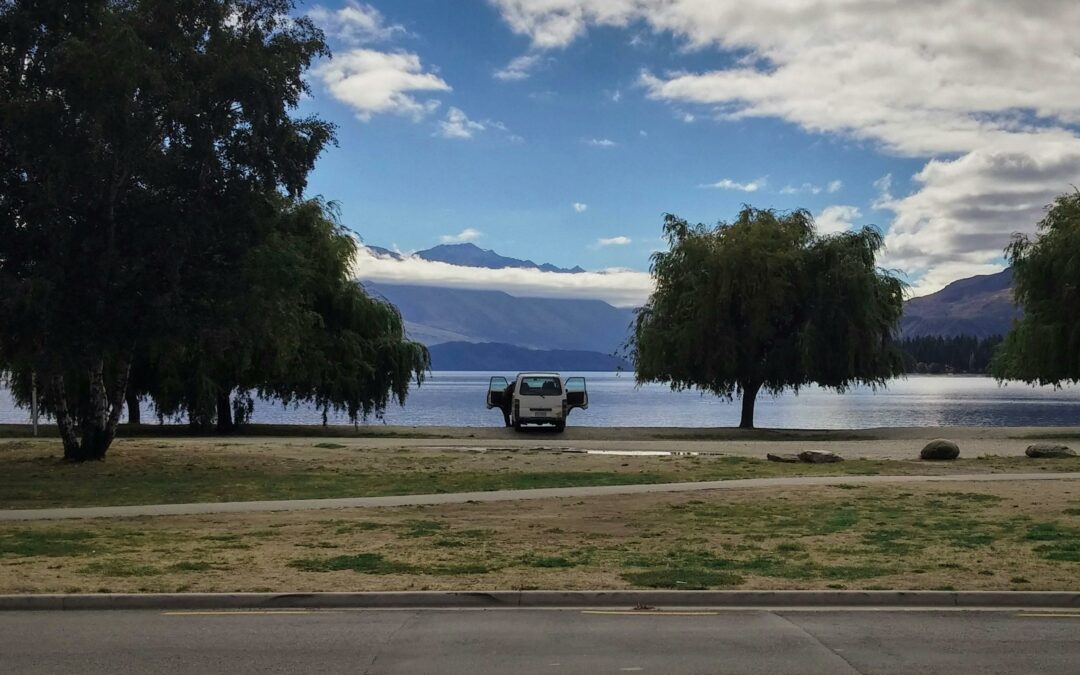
[0,1,427,453]
[138,197,429,428]
[632,207,905,427]
[992,191,1080,386]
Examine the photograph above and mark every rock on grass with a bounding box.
[920,439,960,461]
[1026,443,1076,459]
[797,450,844,464]
[766,453,801,463]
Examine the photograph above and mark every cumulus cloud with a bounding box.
[312,49,449,121]
[827,180,843,194]
[307,2,406,44]
[877,140,1080,291]
[585,137,617,148]
[489,0,1080,292]
[437,107,485,139]
[440,228,482,243]
[815,205,862,235]
[700,178,764,192]
[573,202,588,212]
[494,53,544,81]
[596,236,632,246]
[354,246,652,307]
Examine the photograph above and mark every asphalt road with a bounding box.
[1,608,1077,674]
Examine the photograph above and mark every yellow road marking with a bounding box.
[581,610,718,616]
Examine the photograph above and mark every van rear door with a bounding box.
[565,377,588,410]
[486,376,509,409]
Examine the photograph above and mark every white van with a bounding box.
[486,372,589,432]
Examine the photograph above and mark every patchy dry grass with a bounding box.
[2,437,1076,509]
[1,480,1077,593]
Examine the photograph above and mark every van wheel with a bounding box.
[554,421,566,432]
[513,418,523,431]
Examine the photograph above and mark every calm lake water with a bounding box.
[3,373,1080,429]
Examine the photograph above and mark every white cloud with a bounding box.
[573,202,588,212]
[313,49,449,121]
[308,1,406,45]
[780,183,822,195]
[437,107,485,139]
[906,261,1008,298]
[780,180,841,195]
[815,205,862,235]
[872,174,894,209]
[611,89,622,102]
[596,236,632,247]
[877,140,1080,292]
[490,0,1080,291]
[585,137,617,148]
[494,53,544,81]
[700,178,765,192]
[440,228,482,243]
[354,246,652,307]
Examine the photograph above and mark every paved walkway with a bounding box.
[3,472,1078,522]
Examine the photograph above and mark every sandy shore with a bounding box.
[141,425,1080,461]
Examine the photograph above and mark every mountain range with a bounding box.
[359,243,1021,368]
[365,242,585,273]
[900,269,1020,338]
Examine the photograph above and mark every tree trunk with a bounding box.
[739,381,761,430]
[52,375,82,461]
[216,391,233,434]
[126,390,141,425]
[54,358,131,462]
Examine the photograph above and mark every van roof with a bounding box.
[517,372,560,378]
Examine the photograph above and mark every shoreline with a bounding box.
[5,422,1080,442]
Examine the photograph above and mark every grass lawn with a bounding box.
[1,437,1077,509]
[1,480,1077,593]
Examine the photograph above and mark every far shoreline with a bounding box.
[3,423,1080,443]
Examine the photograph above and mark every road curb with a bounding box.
[1,591,1078,611]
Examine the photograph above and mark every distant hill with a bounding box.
[429,342,629,371]
[365,242,1022,347]
[365,282,636,353]
[901,269,1020,338]
[365,242,586,274]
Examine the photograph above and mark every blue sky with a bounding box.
[296,1,1080,305]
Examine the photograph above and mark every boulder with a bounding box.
[920,439,960,460]
[1025,443,1076,459]
[797,450,844,464]
[767,453,801,463]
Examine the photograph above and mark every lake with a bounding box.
[3,373,1080,429]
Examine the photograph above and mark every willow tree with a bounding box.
[137,198,430,430]
[991,191,1080,386]
[633,208,905,429]
[0,1,329,459]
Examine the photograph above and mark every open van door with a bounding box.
[565,377,588,411]
[486,376,509,409]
